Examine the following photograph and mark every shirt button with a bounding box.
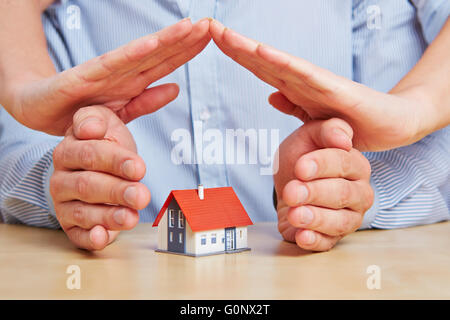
[199,109,211,121]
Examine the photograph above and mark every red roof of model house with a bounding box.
[152,187,253,232]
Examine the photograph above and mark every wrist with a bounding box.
[0,70,50,116]
[390,85,440,144]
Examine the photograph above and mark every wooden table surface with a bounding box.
[0,221,449,299]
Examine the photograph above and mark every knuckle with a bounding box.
[72,204,86,226]
[165,59,178,73]
[79,143,96,169]
[98,52,115,72]
[70,229,84,249]
[339,151,351,177]
[364,184,375,211]
[336,213,351,235]
[337,181,352,208]
[106,207,118,226]
[108,182,122,204]
[309,207,322,228]
[75,173,91,199]
[363,156,372,178]
[49,173,62,199]
[122,45,135,63]
[52,143,65,166]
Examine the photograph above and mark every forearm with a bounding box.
[0,0,56,109]
[390,18,450,136]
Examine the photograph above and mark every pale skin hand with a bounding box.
[209,19,450,152]
[51,106,153,250]
[274,118,374,251]
[1,17,211,135]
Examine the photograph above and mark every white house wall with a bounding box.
[157,209,168,251]
[235,226,248,249]
[193,228,226,255]
[185,222,195,255]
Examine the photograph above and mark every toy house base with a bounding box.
[155,247,251,257]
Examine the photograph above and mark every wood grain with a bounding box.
[0,221,449,299]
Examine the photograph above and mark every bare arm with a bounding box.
[0,2,211,135]
[0,0,56,92]
[209,18,449,151]
[390,18,450,133]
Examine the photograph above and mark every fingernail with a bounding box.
[297,185,309,204]
[304,160,317,179]
[304,231,316,245]
[299,207,314,225]
[122,160,135,179]
[333,128,351,143]
[124,186,137,207]
[114,209,126,225]
[78,118,100,133]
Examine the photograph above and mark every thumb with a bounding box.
[117,83,179,124]
[73,106,138,150]
[72,106,109,140]
[268,91,311,123]
[302,118,354,151]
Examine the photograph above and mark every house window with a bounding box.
[179,233,183,244]
[168,209,175,227]
[240,230,243,238]
[211,233,216,244]
[178,210,184,228]
[169,232,173,242]
[201,235,206,245]
[222,237,224,244]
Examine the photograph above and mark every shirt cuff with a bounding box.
[44,162,57,218]
[359,177,379,230]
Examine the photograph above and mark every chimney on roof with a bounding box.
[198,184,204,200]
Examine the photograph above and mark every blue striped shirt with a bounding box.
[0,0,449,230]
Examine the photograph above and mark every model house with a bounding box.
[153,185,253,257]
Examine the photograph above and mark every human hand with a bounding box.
[209,19,432,152]
[50,106,151,250]
[273,118,374,251]
[1,18,210,135]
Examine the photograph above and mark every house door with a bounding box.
[167,200,185,253]
[225,227,236,251]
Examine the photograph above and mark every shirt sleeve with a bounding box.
[0,108,61,228]
[360,127,450,229]
[410,0,450,43]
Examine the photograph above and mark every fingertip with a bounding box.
[321,118,354,150]
[74,117,107,140]
[209,18,225,36]
[89,225,109,250]
[134,184,151,211]
[268,91,281,105]
[195,17,211,28]
[282,180,308,207]
[167,82,180,99]
[286,206,302,227]
[179,16,193,27]
[122,209,140,230]
[294,157,318,181]
[133,156,147,181]
[332,128,353,151]
[295,229,317,247]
